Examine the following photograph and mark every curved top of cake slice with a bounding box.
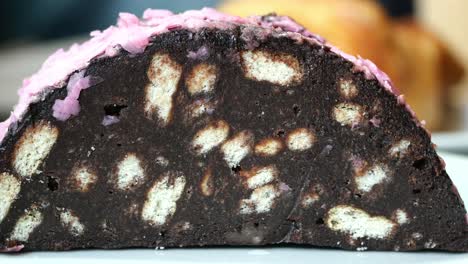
[0,7,406,143]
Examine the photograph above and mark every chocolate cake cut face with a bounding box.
[0,26,467,252]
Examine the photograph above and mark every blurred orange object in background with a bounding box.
[219,0,465,131]
[391,19,464,130]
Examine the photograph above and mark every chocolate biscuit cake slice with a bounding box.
[0,8,466,252]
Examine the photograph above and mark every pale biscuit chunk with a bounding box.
[200,167,214,197]
[186,63,218,95]
[116,153,145,190]
[240,184,280,214]
[286,128,315,151]
[13,122,59,178]
[339,79,358,99]
[221,130,254,167]
[142,172,186,226]
[241,50,303,86]
[145,53,182,125]
[326,205,396,239]
[355,164,389,193]
[389,140,411,157]
[9,207,43,242]
[60,209,85,236]
[0,173,21,224]
[240,165,278,189]
[192,120,229,155]
[333,103,364,127]
[255,138,283,156]
[71,165,97,192]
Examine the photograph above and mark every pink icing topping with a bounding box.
[369,116,381,127]
[52,71,102,121]
[0,8,414,143]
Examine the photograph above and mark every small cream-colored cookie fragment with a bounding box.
[186,63,217,95]
[9,207,43,242]
[326,205,396,239]
[339,79,358,99]
[192,120,229,155]
[13,122,59,178]
[145,53,182,125]
[142,172,186,226]
[286,128,315,151]
[241,50,303,86]
[200,167,214,197]
[116,153,145,190]
[187,100,216,119]
[221,130,254,167]
[333,103,364,126]
[301,184,324,208]
[155,156,169,167]
[412,232,423,240]
[389,140,411,157]
[355,164,388,193]
[394,209,409,225]
[255,138,283,156]
[240,184,280,214]
[301,193,320,208]
[60,209,85,236]
[240,165,278,189]
[0,173,21,224]
[71,166,97,192]
[424,239,437,249]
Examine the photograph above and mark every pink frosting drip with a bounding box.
[0,7,414,143]
[369,116,381,127]
[52,71,102,121]
[279,182,292,192]
[0,244,24,253]
[102,115,120,126]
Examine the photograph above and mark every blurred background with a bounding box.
[1,0,467,151]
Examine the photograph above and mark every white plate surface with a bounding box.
[433,132,468,155]
[1,152,467,264]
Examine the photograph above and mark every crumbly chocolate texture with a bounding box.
[0,28,466,252]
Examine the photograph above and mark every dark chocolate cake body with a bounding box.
[0,9,466,252]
